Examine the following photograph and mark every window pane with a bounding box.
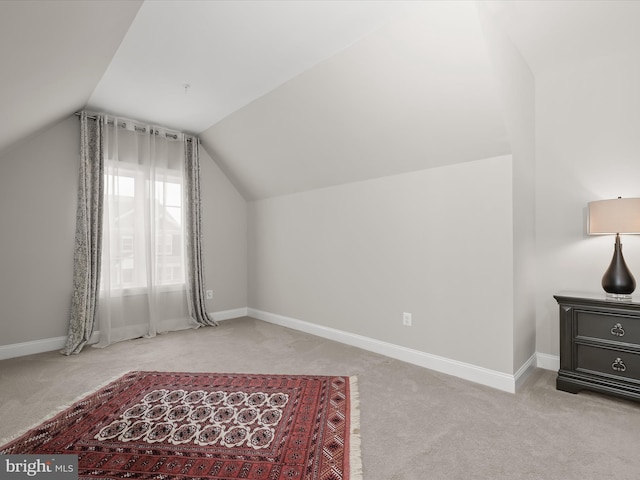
[165,182,181,206]
[102,166,185,290]
[118,176,135,197]
[166,206,181,225]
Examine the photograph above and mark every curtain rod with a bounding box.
[74,111,195,142]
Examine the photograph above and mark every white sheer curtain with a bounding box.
[95,117,199,347]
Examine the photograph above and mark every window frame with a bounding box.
[101,161,186,296]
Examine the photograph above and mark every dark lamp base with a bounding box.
[602,234,636,296]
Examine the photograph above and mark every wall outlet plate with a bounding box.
[206,290,213,300]
[402,312,412,326]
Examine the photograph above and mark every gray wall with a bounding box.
[536,50,640,358]
[249,155,516,374]
[200,147,247,311]
[0,115,247,347]
[0,117,78,345]
[479,5,537,373]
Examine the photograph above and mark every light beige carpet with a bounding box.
[1,316,640,479]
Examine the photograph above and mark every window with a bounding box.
[102,163,185,292]
[121,235,134,254]
[156,234,173,255]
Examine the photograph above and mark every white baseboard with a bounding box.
[536,352,560,371]
[0,307,560,391]
[210,307,248,322]
[0,336,69,361]
[248,308,535,394]
[514,353,538,391]
[0,331,102,360]
[0,308,248,361]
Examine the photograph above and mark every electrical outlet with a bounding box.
[402,312,412,326]
[206,290,213,300]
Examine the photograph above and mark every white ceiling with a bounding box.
[0,0,142,155]
[1,0,639,199]
[87,0,420,134]
[200,1,510,199]
[484,0,640,76]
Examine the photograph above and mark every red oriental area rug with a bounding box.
[0,371,361,480]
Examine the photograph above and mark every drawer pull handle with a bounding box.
[611,323,625,337]
[612,358,627,372]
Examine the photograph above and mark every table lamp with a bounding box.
[588,197,640,297]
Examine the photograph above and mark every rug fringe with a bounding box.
[349,375,363,480]
[0,370,133,448]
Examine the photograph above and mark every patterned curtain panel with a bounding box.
[62,112,105,355]
[64,113,216,354]
[184,137,218,327]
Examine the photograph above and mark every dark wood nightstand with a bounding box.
[555,292,640,402]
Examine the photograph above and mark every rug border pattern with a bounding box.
[0,371,362,480]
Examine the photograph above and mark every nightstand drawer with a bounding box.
[576,311,640,345]
[576,345,640,382]
[556,293,640,402]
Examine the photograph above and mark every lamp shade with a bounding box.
[588,197,640,235]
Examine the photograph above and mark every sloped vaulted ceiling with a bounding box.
[2,1,640,200]
[87,0,417,135]
[0,0,142,155]
[200,1,509,200]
